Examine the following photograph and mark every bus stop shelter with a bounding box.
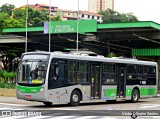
[1,20,160,57]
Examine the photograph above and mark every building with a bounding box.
[14,4,58,11]
[88,0,114,13]
[79,11,103,23]
[52,10,103,23]
[35,4,58,11]
[14,3,103,22]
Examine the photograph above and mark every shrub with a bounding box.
[0,70,16,88]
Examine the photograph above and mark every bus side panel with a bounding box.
[126,85,134,100]
[126,85,157,100]
[48,89,61,104]
[81,85,91,101]
[139,85,157,98]
[101,85,117,100]
[48,85,86,104]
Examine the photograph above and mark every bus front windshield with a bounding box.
[17,61,48,85]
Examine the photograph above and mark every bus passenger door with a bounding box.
[90,64,101,99]
[117,64,126,97]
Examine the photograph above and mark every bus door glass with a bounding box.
[117,64,126,97]
[91,63,101,99]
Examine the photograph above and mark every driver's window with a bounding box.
[48,59,68,89]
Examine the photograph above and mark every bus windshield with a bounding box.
[17,60,48,85]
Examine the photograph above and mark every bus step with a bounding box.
[116,97,126,101]
[117,95,125,98]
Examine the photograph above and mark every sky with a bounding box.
[0,0,160,23]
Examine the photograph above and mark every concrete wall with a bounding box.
[0,88,16,97]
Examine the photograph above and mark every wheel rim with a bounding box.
[133,92,138,101]
[72,94,79,102]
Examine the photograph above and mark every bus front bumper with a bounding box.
[16,88,48,102]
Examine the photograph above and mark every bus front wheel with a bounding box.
[70,90,81,106]
[131,89,139,103]
[43,102,52,106]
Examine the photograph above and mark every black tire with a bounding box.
[131,89,139,103]
[43,102,52,106]
[70,90,81,106]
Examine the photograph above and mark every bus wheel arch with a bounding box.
[70,89,82,106]
[131,87,140,103]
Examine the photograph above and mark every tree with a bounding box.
[0,12,9,33]
[13,7,49,27]
[0,4,15,16]
[3,18,25,28]
[98,9,138,23]
[51,16,62,21]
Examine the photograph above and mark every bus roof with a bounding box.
[22,51,157,66]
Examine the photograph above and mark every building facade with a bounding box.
[88,0,114,13]
[79,11,103,23]
[14,4,58,12]
[14,3,103,22]
[51,10,103,23]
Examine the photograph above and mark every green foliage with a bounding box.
[98,9,138,23]
[13,8,26,20]
[3,18,25,28]
[13,7,49,27]
[0,82,16,89]
[51,16,62,21]
[0,70,16,89]
[8,72,16,83]
[0,12,9,20]
[0,3,15,16]
[0,12,9,33]
[107,52,116,58]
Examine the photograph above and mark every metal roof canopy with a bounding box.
[2,21,160,56]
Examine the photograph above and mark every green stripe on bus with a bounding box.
[140,88,156,96]
[126,88,156,96]
[126,88,133,96]
[105,89,117,97]
[17,85,42,93]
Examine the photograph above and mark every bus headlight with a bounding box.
[40,87,44,92]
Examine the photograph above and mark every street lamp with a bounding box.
[25,0,29,52]
[76,0,79,53]
[49,0,52,52]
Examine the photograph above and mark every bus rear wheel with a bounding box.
[131,89,139,103]
[70,90,81,106]
[43,102,52,106]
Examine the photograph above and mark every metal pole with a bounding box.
[25,0,28,52]
[49,0,51,52]
[108,41,110,54]
[76,0,79,52]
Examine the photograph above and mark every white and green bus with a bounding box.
[16,51,158,106]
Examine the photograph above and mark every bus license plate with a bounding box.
[25,95,31,99]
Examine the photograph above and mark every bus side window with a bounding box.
[68,61,76,83]
[147,66,156,85]
[102,63,116,84]
[126,65,138,85]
